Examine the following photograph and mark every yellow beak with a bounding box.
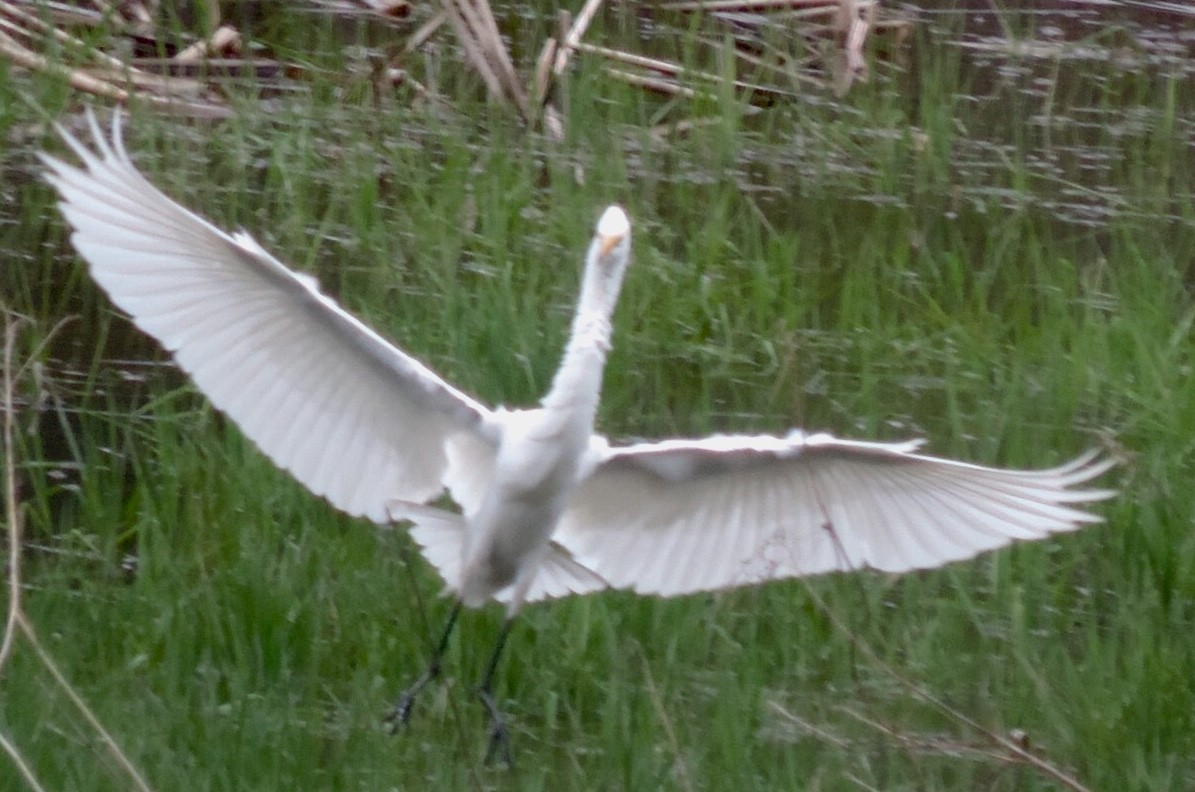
[598,232,623,258]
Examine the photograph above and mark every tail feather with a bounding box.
[519,541,610,604]
[389,501,466,594]
[388,500,610,607]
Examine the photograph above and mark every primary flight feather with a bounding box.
[42,109,1114,761]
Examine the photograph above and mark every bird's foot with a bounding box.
[382,691,416,734]
[478,687,514,768]
[383,666,438,735]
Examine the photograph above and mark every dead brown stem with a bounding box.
[659,0,844,13]
[440,0,529,118]
[0,309,156,792]
[800,581,1094,792]
[173,24,242,62]
[0,28,130,101]
[551,0,607,76]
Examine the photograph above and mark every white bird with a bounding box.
[42,110,1115,763]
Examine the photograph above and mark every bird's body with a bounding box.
[456,405,596,607]
[42,109,1115,761]
[394,207,628,610]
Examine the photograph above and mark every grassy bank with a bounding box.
[1,4,1193,790]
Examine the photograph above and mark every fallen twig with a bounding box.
[799,580,1094,792]
[765,700,852,748]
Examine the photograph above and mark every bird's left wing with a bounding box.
[41,110,501,523]
[553,432,1115,597]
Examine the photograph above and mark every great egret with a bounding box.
[43,110,1114,763]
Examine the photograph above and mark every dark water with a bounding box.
[675,0,1193,228]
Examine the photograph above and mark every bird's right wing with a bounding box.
[554,432,1115,597]
[41,110,501,523]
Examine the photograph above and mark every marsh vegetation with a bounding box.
[1,1,1192,789]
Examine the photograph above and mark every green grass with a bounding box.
[2,4,1194,790]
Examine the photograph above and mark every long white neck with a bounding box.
[540,220,626,408]
[540,281,616,420]
[539,206,630,427]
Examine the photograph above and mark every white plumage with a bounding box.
[42,109,1114,757]
[41,110,1114,611]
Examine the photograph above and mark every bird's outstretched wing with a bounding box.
[42,110,500,523]
[555,432,1115,596]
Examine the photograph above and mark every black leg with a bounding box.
[477,618,515,767]
[384,601,462,733]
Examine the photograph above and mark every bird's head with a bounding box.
[578,205,632,318]
[596,205,630,259]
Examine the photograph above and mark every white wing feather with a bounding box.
[41,111,500,523]
[42,110,1116,609]
[554,432,1115,596]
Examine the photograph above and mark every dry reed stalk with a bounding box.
[403,8,447,54]
[764,700,853,748]
[173,24,241,62]
[605,67,700,98]
[0,316,24,682]
[0,2,173,90]
[695,33,823,88]
[440,0,529,118]
[532,35,558,109]
[552,0,607,75]
[838,707,1085,771]
[836,0,875,86]
[659,0,844,13]
[0,317,46,792]
[799,581,1096,792]
[578,41,797,103]
[576,41,682,77]
[0,312,157,792]
[0,29,131,101]
[0,1,231,114]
